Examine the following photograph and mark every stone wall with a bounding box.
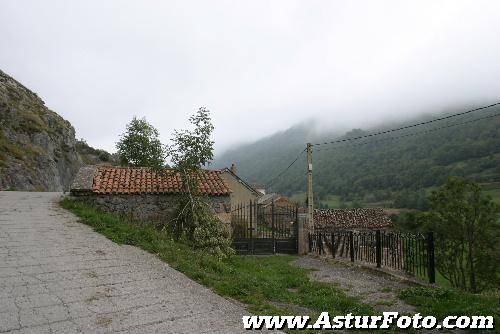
[72,193,231,224]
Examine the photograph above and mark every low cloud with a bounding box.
[1,1,499,153]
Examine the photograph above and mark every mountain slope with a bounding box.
[0,69,113,191]
[214,122,317,192]
[214,107,500,209]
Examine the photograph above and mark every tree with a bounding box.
[425,177,499,292]
[116,117,166,169]
[392,211,422,233]
[169,107,214,170]
[168,107,233,259]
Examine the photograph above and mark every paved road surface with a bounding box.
[0,192,250,333]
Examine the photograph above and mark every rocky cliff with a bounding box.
[0,69,112,191]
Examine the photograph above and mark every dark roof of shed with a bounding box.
[314,208,393,230]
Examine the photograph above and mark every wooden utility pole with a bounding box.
[306,143,314,231]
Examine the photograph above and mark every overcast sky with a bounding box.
[1,1,500,154]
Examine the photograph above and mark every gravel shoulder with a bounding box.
[293,256,416,314]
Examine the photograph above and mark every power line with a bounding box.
[263,102,500,188]
[265,148,306,187]
[312,101,500,147]
[314,112,500,153]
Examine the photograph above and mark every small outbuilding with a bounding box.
[70,165,232,223]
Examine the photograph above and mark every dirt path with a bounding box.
[0,192,255,333]
[293,256,416,314]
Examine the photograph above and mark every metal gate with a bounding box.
[231,201,298,254]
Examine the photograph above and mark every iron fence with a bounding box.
[309,230,435,283]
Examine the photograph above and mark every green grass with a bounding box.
[399,287,499,331]
[60,198,373,320]
[290,192,344,208]
[434,269,454,288]
[483,188,500,223]
[484,188,500,206]
[289,192,306,205]
[321,195,342,208]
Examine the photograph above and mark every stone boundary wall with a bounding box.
[72,193,231,224]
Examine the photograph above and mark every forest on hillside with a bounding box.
[214,106,500,209]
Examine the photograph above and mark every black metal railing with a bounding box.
[309,230,435,283]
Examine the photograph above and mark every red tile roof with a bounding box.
[91,166,231,196]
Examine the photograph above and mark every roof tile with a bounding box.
[91,166,231,196]
[314,208,393,230]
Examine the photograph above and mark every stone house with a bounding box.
[219,163,262,210]
[257,193,292,208]
[70,165,232,223]
[250,183,266,195]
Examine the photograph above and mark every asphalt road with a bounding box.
[0,192,251,333]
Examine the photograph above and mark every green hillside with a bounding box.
[214,106,500,209]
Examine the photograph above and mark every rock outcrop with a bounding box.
[0,69,99,191]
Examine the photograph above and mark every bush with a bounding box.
[193,214,234,260]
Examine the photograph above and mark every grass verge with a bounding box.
[399,287,499,331]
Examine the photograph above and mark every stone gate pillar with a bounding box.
[297,212,309,255]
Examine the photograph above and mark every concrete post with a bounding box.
[297,212,308,255]
[306,143,314,231]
